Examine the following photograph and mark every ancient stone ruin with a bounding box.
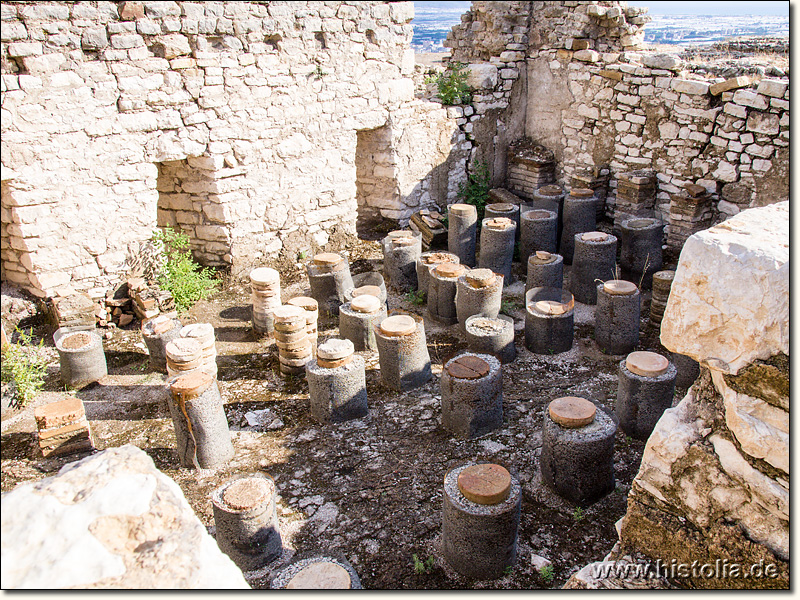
[0,0,789,591]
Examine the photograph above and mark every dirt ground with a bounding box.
[0,234,690,590]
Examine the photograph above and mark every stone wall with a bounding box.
[0,1,465,297]
[618,203,789,589]
[443,1,789,252]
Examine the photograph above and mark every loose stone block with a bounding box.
[306,339,367,423]
[53,328,108,389]
[526,251,564,292]
[383,230,422,292]
[619,217,664,290]
[569,232,618,305]
[478,217,515,284]
[141,315,181,373]
[338,295,387,352]
[442,463,521,580]
[415,251,460,296]
[465,315,516,364]
[541,397,616,505]
[448,203,478,267]
[595,280,640,355]
[271,556,362,589]
[455,268,502,330]
[374,314,432,391]
[427,262,468,325]
[286,296,319,356]
[616,352,677,440]
[441,353,503,438]
[167,370,234,469]
[307,253,354,316]
[211,474,283,571]
[34,397,94,458]
[559,189,598,264]
[520,209,558,264]
[525,287,574,354]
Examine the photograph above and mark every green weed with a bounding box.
[413,554,435,575]
[572,507,585,522]
[427,62,472,105]
[1,329,49,409]
[152,228,220,313]
[500,299,520,315]
[538,564,555,584]
[405,289,426,306]
[457,160,491,222]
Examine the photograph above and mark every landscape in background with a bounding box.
[411,2,790,52]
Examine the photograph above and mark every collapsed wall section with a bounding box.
[1,1,464,296]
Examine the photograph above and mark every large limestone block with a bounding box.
[1,445,249,589]
[466,63,498,89]
[660,202,788,375]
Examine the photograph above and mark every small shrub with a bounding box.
[152,228,220,313]
[538,564,555,584]
[429,62,472,105]
[572,507,585,522]
[457,160,491,222]
[1,330,49,409]
[413,554,435,575]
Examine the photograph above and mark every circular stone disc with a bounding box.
[166,337,202,360]
[171,370,214,394]
[626,351,669,377]
[465,268,496,287]
[582,231,609,242]
[533,300,568,315]
[351,294,381,313]
[379,315,417,337]
[286,562,351,590]
[313,252,343,267]
[535,251,552,261]
[435,263,466,278]
[392,236,416,247]
[180,323,214,339]
[287,296,319,311]
[422,252,458,265]
[485,217,513,230]
[273,305,306,322]
[653,270,675,282]
[317,338,354,361]
[539,184,562,196]
[627,218,656,229]
[489,203,514,211]
[525,210,551,220]
[61,332,92,349]
[449,203,474,216]
[603,280,638,295]
[250,267,280,285]
[570,187,595,198]
[548,396,597,428]
[446,355,490,380]
[457,464,512,505]
[388,230,412,238]
[352,285,382,298]
[222,477,270,510]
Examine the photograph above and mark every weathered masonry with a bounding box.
[0,1,789,300]
[1,1,467,297]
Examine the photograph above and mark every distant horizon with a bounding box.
[413,1,790,17]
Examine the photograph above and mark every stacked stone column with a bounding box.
[250,267,282,337]
[273,305,313,375]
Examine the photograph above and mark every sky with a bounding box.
[626,1,789,16]
[414,1,790,16]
